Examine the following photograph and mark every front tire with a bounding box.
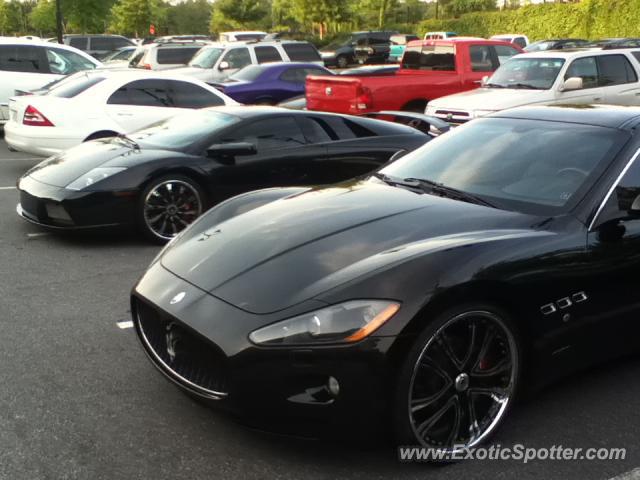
[137,174,206,244]
[394,304,520,458]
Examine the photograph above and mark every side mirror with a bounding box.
[560,76,583,92]
[207,142,256,163]
[218,61,230,71]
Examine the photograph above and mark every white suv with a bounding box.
[130,42,210,71]
[426,48,640,125]
[0,38,100,124]
[173,40,322,83]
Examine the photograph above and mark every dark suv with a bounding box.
[61,35,135,60]
[320,31,396,68]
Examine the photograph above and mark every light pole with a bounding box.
[55,0,63,43]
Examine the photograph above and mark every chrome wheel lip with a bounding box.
[407,310,518,454]
[143,179,202,241]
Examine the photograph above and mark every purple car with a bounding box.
[213,62,332,105]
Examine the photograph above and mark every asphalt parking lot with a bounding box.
[0,134,639,480]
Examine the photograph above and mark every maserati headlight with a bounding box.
[66,167,127,190]
[321,51,335,58]
[249,300,400,346]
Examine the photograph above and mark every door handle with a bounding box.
[593,97,602,101]
[117,112,133,116]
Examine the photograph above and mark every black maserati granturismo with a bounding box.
[16,106,436,243]
[132,105,640,455]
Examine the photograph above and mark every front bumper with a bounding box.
[132,261,398,435]
[4,121,81,157]
[17,175,137,229]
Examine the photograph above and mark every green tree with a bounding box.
[110,0,167,37]
[209,0,271,33]
[65,0,116,33]
[446,0,496,17]
[290,0,349,37]
[167,0,211,35]
[30,0,57,35]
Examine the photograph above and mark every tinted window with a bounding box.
[402,45,455,71]
[280,67,326,84]
[222,48,251,69]
[323,117,376,139]
[513,37,527,49]
[46,48,96,74]
[381,118,624,213]
[168,81,224,109]
[129,50,145,67]
[107,79,171,107]
[131,111,240,150]
[493,45,520,65]
[565,57,598,88]
[299,116,334,142]
[0,45,47,73]
[69,37,87,50]
[597,54,638,86]
[90,37,116,51]
[49,75,105,98]
[255,46,282,63]
[605,155,640,213]
[157,47,200,64]
[221,117,306,150]
[112,37,132,49]
[282,43,321,61]
[469,45,495,72]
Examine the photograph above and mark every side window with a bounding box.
[280,67,324,84]
[107,79,171,107]
[493,45,520,65]
[597,55,638,86]
[255,46,282,64]
[222,48,251,69]
[298,116,334,142]
[112,37,132,49]
[565,57,598,89]
[600,158,640,217]
[282,43,321,61]
[90,37,116,51]
[323,117,376,139]
[157,47,200,65]
[220,117,306,150]
[69,37,87,50]
[513,37,527,49]
[47,48,96,74]
[168,81,224,109]
[0,45,47,73]
[469,45,495,72]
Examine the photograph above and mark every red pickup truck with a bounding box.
[306,38,522,114]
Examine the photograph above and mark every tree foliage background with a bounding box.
[0,0,634,46]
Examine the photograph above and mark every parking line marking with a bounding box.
[117,320,134,329]
[609,469,640,480]
[0,186,15,190]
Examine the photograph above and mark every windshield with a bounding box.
[486,57,565,90]
[323,36,351,50]
[230,64,268,82]
[524,41,555,52]
[379,117,626,214]
[129,110,240,150]
[189,47,224,69]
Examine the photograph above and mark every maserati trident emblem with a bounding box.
[325,87,333,96]
[170,291,186,305]
[446,113,454,121]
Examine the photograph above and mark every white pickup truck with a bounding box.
[426,48,640,125]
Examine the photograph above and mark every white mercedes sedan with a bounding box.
[4,69,237,157]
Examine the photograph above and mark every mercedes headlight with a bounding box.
[249,300,400,346]
[66,167,127,190]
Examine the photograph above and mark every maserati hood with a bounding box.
[161,182,542,314]
[428,87,553,113]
